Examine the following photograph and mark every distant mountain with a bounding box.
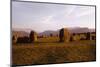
[38,27,95,36]
[12,31,29,37]
[69,27,95,33]
[38,30,59,36]
[12,27,95,37]
[12,28,32,33]
[89,29,95,32]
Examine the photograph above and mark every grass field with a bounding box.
[12,37,96,66]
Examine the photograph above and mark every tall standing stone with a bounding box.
[59,28,70,42]
[29,31,37,42]
[86,32,90,40]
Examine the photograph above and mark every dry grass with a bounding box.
[12,37,96,66]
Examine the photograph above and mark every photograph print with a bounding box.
[12,0,96,66]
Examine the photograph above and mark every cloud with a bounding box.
[12,1,95,32]
[41,15,54,24]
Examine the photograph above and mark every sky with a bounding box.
[12,1,95,32]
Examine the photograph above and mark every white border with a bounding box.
[0,0,100,67]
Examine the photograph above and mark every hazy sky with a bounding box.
[12,1,95,32]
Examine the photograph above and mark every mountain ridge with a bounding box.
[12,27,95,37]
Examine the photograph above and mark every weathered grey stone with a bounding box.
[86,32,91,40]
[29,31,37,42]
[59,28,70,42]
[73,35,80,41]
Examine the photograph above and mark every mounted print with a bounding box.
[11,0,96,66]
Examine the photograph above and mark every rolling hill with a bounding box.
[12,27,95,37]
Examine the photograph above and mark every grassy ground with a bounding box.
[12,37,96,66]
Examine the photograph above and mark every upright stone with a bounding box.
[86,32,90,40]
[59,28,70,42]
[29,31,37,42]
[12,35,17,43]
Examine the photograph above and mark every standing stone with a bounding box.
[12,35,17,43]
[73,34,80,41]
[59,28,70,42]
[29,31,37,42]
[86,32,90,40]
[80,34,86,40]
[90,32,96,40]
[50,33,53,37]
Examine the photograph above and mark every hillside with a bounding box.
[12,27,95,37]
